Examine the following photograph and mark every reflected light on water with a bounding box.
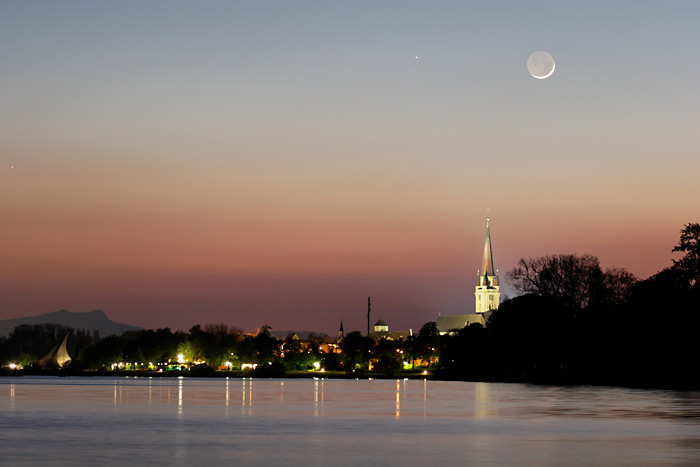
[113,381,119,406]
[475,382,491,419]
[241,377,245,409]
[395,379,401,418]
[224,378,230,418]
[423,379,427,418]
[3,377,700,466]
[241,378,253,415]
[177,378,183,416]
[313,378,325,417]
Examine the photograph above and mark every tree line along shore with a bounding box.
[2,223,699,389]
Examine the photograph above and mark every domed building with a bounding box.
[368,316,411,341]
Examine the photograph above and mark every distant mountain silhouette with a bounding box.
[0,309,142,337]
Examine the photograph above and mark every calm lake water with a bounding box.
[2,376,700,466]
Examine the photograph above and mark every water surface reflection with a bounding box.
[2,377,699,466]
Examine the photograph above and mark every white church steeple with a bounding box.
[475,217,500,314]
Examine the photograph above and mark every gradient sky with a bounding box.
[2,1,699,334]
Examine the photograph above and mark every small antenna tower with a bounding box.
[367,297,371,336]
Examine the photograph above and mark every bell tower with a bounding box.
[475,217,500,314]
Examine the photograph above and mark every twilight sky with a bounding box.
[1,1,699,334]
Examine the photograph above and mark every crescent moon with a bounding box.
[527,51,555,79]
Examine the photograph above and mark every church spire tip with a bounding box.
[480,215,495,278]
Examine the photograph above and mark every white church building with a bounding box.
[436,217,501,335]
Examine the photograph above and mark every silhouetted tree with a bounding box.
[439,323,491,380]
[672,222,700,286]
[251,325,279,364]
[373,338,402,374]
[280,334,316,370]
[340,331,374,372]
[6,324,72,365]
[82,335,124,368]
[601,267,638,306]
[413,321,440,368]
[320,351,341,371]
[507,254,637,311]
[507,254,603,310]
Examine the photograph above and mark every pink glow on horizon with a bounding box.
[1,2,698,333]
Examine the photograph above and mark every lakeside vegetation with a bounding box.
[2,223,698,388]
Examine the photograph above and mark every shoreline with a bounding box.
[2,368,699,391]
[0,368,430,380]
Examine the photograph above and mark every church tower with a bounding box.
[337,319,345,343]
[474,217,500,314]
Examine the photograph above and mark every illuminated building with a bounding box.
[474,217,501,314]
[368,316,411,341]
[337,319,344,343]
[436,217,500,334]
[38,333,71,368]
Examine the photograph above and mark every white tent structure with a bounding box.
[39,333,71,368]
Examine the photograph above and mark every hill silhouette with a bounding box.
[0,309,142,337]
